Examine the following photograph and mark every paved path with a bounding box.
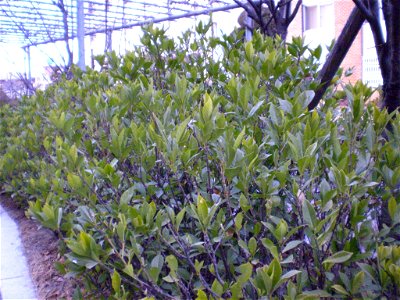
[0,204,37,300]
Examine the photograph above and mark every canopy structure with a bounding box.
[0,0,240,47]
[0,0,245,86]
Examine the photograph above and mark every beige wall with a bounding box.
[287,0,362,85]
[287,5,302,38]
[334,1,362,84]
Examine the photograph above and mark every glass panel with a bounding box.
[304,6,318,30]
[320,4,334,29]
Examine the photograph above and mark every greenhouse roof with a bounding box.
[0,0,240,47]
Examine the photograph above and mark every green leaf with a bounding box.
[67,231,101,261]
[123,264,134,278]
[351,271,365,294]
[248,101,264,118]
[280,270,301,280]
[365,123,374,151]
[279,99,292,114]
[313,45,322,59]
[65,254,98,269]
[162,274,179,283]
[235,212,243,232]
[255,266,272,295]
[237,262,253,284]
[274,270,302,292]
[245,42,254,60]
[116,221,126,242]
[194,259,204,274]
[238,239,249,254]
[268,258,282,288]
[67,173,82,190]
[148,267,160,283]
[261,238,279,259]
[302,199,317,230]
[357,263,378,284]
[111,270,121,294]
[230,282,243,299]
[175,208,186,229]
[151,254,164,270]
[197,194,208,226]
[388,197,397,221]
[274,219,288,241]
[305,142,318,157]
[202,93,213,121]
[248,237,257,256]
[166,255,178,273]
[300,289,332,298]
[196,290,208,300]
[175,117,190,144]
[211,279,224,296]
[287,281,297,299]
[282,240,302,253]
[331,284,349,296]
[69,144,78,163]
[323,251,353,264]
[120,186,135,205]
[239,194,250,213]
[233,127,246,150]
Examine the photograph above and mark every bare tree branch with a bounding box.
[287,0,302,24]
[353,0,374,21]
[55,0,73,71]
[308,7,365,110]
[234,0,259,21]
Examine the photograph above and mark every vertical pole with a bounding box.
[26,46,32,82]
[105,0,112,52]
[77,0,86,70]
[23,46,32,96]
[245,16,253,41]
[105,30,112,52]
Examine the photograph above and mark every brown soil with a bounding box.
[0,196,79,300]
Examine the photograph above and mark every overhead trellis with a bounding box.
[0,0,240,47]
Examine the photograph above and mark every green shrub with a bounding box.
[1,24,400,299]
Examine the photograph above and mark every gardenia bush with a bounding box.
[1,23,400,299]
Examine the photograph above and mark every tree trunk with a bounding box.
[383,0,400,114]
[309,1,400,114]
[235,0,302,41]
[308,7,365,110]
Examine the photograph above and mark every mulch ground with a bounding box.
[0,196,79,300]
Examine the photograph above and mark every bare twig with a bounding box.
[55,0,73,71]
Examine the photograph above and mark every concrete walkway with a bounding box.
[0,204,37,300]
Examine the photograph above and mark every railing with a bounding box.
[362,56,383,87]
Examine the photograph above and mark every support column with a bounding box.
[22,46,33,96]
[26,46,32,82]
[105,0,112,52]
[245,16,253,41]
[77,0,86,70]
[105,30,112,52]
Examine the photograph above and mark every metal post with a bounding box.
[105,30,112,52]
[105,0,112,52]
[245,16,253,41]
[77,0,86,70]
[26,46,32,82]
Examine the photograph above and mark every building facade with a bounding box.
[288,0,382,87]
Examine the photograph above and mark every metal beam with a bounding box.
[77,0,86,70]
[23,2,241,47]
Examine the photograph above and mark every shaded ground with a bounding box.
[0,196,78,300]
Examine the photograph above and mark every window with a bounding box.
[301,1,334,65]
[304,6,318,30]
[303,3,334,32]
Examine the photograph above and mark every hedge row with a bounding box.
[1,24,400,299]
